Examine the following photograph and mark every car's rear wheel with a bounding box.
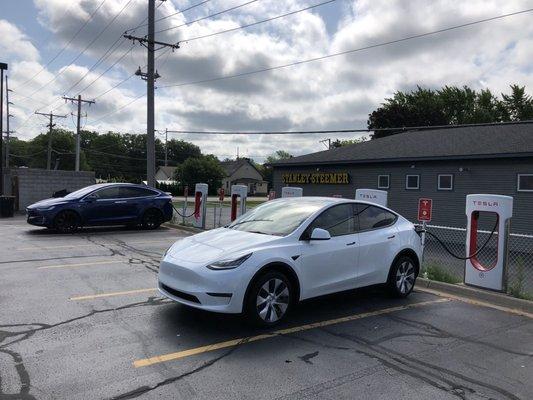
[246,271,293,327]
[388,255,417,297]
[54,210,80,233]
[141,208,162,230]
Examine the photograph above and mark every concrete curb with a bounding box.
[163,222,202,234]
[415,278,533,314]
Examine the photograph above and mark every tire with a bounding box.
[387,255,417,298]
[245,271,294,327]
[54,210,80,233]
[141,208,162,230]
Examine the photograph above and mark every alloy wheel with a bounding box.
[256,278,290,323]
[396,261,415,294]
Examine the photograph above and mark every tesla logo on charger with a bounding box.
[359,194,377,199]
[472,200,499,207]
[418,198,432,222]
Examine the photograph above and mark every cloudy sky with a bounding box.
[2,0,533,161]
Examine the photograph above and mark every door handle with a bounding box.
[346,241,356,246]
[387,235,396,239]
[114,200,127,204]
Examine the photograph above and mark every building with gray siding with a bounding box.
[271,123,533,234]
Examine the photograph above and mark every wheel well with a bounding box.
[54,209,81,222]
[389,249,420,280]
[242,262,301,313]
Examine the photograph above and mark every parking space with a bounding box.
[1,216,532,400]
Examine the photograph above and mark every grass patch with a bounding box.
[507,257,533,301]
[423,262,462,284]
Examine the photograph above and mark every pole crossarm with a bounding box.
[123,34,179,50]
[35,112,67,170]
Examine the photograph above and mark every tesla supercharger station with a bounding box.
[464,194,513,292]
[230,184,247,221]
[193,183,208,229]
[355,189,388,207]
[281,187,303,198]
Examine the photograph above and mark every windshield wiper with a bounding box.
[228,219,273,228]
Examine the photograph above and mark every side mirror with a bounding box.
[84,194,97,202]
[310,228,331,241]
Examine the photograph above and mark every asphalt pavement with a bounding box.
[0,215,531,400]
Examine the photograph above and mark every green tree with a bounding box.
[367,84,532,139]
[331,137,368,148]
[262,150,294,189]
[175,156,226,194]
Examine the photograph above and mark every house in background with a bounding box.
[220,158,268,196]
[155,166,178,183]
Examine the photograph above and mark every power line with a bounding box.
[156,0,260,34]
[87,8,533,126]
[159,8,533,89]
[179,0,337,43]
[165,120,533,135]
[12,0,105,91]
[128,0,212,32]
[29,0,132,99]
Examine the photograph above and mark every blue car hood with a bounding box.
[27,197,73,209]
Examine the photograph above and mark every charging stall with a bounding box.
[464,194,513,291]
[193,183,208,229]
[355,189,388,207]
[230,184,247,221]
[281,187,303,198]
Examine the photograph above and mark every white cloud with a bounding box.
[4,0,533,160]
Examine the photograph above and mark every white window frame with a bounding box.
[517,174,533,192]
[405,175,420,190]
[377,174,390,189]
[437,174,454,191]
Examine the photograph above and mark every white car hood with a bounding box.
[167,228,281,264]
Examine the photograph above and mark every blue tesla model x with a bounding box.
[26,183,173,233]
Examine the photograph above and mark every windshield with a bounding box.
[63,185,105,199]
[227,198,330,236]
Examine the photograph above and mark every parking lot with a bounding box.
[1,216,532,400]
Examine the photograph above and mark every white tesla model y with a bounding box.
[159,197,422,326]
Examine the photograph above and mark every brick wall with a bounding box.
[4,168,95,210]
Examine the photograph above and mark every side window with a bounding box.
[307,204,356,237]
[93,187,120,199]
[356,204,397,231]
[120,187,157,198]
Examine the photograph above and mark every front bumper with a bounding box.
[26,209,53,227]
[158,257,250,314]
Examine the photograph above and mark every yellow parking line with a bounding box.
[416,287,533,319]
[70,288,157,301]
[38,260,125,270]
[133,298,449,368]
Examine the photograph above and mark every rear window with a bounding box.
[355,204,397,231]
[120,187,158,198]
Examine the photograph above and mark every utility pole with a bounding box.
[124,0,179,187]
[5,75,14,168]
[319,138,331,149]
[164,128,168,166]
[35,112,67,170]
[63,95,95,171]
[0,62,7,195]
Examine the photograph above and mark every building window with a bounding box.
[405,175,420,190]
[517,174,533,192]
[438,174,453,191]
[377,175,390,189]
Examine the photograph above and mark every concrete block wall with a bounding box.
[6,168,95,210]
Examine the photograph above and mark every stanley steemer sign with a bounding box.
[282,172,350,185]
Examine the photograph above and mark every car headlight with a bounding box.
[36,206,55,211]
[207,253,252,270]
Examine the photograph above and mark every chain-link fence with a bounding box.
[170,201,260,230]
[422,224,533,299]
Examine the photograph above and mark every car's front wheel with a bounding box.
[388,255,417,297]
[54,210,80,233]
[246,271,293,327]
